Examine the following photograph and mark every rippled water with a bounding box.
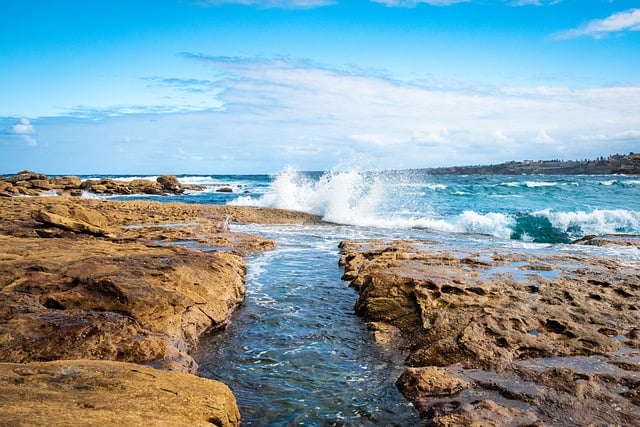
[194,225,421,426]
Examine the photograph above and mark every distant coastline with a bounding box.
[422,153,640,175]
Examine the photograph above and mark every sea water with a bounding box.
[104,169,640,425]
[107,168,640,245]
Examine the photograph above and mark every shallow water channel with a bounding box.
[195,225,420,426]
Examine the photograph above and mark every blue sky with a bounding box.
[1,0,639,174]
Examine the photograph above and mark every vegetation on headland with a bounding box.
[423,152,640,175]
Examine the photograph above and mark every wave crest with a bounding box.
[229,168,640,243]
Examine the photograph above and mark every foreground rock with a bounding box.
[0,360,240,426]
[340,239,640,426]
[0,197,319,425]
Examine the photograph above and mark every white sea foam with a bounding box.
[106,175,161,182]
[524,181,558,188]
[534,208,640,235]
[230,167,517,239]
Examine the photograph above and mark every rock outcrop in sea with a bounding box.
[0,171,205,197]
[339,239,640,426]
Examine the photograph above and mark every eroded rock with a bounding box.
[340,239,640,425]
[32,203,112,236]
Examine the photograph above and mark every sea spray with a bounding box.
[231,167,389,225]
[229,168,640,243]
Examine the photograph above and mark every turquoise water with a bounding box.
[109,170,640,244]
[103,169,639,425]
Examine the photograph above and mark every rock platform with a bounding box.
[0,195,320,426]
[340,239,640,426]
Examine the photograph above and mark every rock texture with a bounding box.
[0,360,240,427]
[0,196,319,426]
[339,239,640,426]
[0,171,204,196]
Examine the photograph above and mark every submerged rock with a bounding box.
[339,239,640,425]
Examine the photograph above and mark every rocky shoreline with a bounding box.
[339,239,640,425]
[2,170,639,425]
[0,194,320,426]
[0,170,227,197]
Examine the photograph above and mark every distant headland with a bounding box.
[423,152,640,175]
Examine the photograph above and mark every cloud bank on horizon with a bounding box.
[0,0,638,174]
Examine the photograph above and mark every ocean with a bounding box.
[105,168,640,246]
[103,168,639,425]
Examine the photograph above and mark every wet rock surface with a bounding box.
[0,196,320,426]
[339,239,640,426]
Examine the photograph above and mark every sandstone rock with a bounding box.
[429,399,541,427]
[0,360,240,427]
[396,366,470,400]
[8,170,48,183]
[0,233,246,372]
[129,178,164,195]
[51,175,82,188]
[0,181,17,197]
[29,178,52,190]
[157,174,184,193]
[32,204,111,236]
[340,239,640,425]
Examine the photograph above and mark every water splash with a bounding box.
[227,168,640,243]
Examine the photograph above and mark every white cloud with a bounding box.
[180,55,640,169]
[553,8,640,39]
[508,0,561,6]
[371,0,469,6]
[195,0,335,8]
[12,118,37,146]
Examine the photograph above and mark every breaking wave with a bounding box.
[230,168,640,243]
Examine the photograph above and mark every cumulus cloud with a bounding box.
[12,118,37,146]
[553,8,640,39]
[195,0,335,8]
[180,54,640,169]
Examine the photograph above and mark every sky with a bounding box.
[1,0,639,174]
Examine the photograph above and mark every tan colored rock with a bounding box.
[396,366,469,399]
[431,400,540,427]
[157,174,184,193]
[0,360,240,427]
[29,178,52,189]
[51,175,82,188]
[129,178,164,194]
[0,180,17,196]
[31,203,112,236]
[0,233,246,372]
[340,239,640,425]
[8,170,48,183]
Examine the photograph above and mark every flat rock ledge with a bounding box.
[0,197,319,426]
[339,239,640,426]
[0,360,240,427]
